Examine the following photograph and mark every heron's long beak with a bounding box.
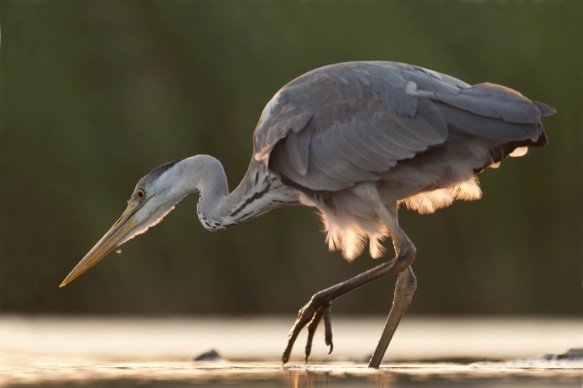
[60,203,140,288]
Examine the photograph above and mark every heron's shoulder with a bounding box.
[253,62,461,148]
[280,61,469,97]
[257,62,468,123]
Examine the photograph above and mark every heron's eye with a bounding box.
[136,188,146,200]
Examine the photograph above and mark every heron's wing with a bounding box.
[415,82,554,141]
[254,61,551,192]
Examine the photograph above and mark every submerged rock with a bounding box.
[542,348,583,361]
[193,348,223,361]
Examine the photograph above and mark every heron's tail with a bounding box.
[534,101,557,117]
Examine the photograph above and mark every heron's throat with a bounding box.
[196,182,272,231]
[188,156,297,231]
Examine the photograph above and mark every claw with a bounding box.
[323,308,333,354]
[304,309,323,362]
[282,294,335,365]
[282,319,305,364]
[282,305,312,364]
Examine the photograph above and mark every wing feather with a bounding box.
[435,102,542,142]
[308,132,359,185]
[373,111,432,150]
[360,119,415,161]
[317,130,378,182]
[332,120,391,172]
[284,125,313,176]
[433,82,544,124]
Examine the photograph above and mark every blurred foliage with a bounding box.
[0,0,581,317]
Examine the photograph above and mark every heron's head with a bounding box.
[60,160,189,287]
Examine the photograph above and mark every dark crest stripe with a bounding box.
[229,184,271,217]
[148,160,180,180]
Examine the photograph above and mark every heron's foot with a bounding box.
[282,292,334,364]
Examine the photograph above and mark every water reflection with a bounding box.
[3,360,582,387]
[2,370,583,388]
[4,373,582,388]
[284,371,582,388]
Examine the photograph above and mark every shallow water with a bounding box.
[1,316,581,387]
[4,360,583,387]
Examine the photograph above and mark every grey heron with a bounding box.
[60,61,555,368]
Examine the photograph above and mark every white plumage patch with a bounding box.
[321,210,387,261]
[300,176,482,261]
[299,192,388,261]
[402,176,482,214]
[509,146,528,157]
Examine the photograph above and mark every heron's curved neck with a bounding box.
[179,155,296,231]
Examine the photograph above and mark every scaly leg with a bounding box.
[368,201,417,368]
[368,265,417,368]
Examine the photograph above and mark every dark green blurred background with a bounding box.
[0,0,581,317]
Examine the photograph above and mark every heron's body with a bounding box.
[61,61,555,368]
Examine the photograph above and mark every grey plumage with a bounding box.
[61,60,555,369]
[259,62,548,191]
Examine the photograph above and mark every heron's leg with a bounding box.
[368,265,417,368]
[368,200,417,368]
[282,196,416,366]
